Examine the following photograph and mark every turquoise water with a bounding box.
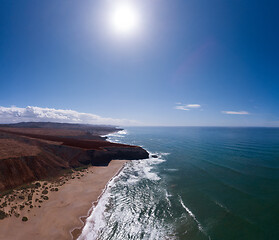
[79,127,279,240]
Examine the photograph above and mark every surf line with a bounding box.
[178,195,211,239]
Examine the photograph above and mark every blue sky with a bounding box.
[0,0,278,126]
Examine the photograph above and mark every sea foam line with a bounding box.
[102,129,128,138]
[78,155,167,240]
[77,152,169,239]
[76,161,129,240]
[178,195,211,239]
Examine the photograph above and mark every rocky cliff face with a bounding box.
[88,147,149,166]
[0,145,148,191]
[0,125,149,191]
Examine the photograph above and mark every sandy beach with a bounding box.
[0,160,128,240]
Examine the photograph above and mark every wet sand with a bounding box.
[0,160,128,240]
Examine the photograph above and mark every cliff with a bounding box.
[0,123,148,191]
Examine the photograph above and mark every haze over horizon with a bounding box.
[1,0,278,127]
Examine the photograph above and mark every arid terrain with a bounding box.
[0,160,128,240]
[0,122,148,192]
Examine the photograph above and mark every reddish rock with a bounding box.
[0,123,148,191]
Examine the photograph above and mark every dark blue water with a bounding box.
[79,127,279,240]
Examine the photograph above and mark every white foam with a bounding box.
[103,129,128,139]
[178,195,205,234]
[78,160,173,239]
[164,168,179,172]
[78,175,119,240]
[78,153,170,240]
[80,166,134,239]
[165,190,172,207]
[150,151,170,157]
[214,201,230,213]
[127,158,162,182]
[78,130,175,240]
[160,152,171,156]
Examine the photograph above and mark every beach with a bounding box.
[0,160,128,240]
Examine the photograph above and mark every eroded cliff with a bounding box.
[0,123,148,191]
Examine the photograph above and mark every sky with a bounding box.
[0,0,279,126]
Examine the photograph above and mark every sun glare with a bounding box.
[109,2,140,35]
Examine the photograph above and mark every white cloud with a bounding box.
[175,103,201,111]
[222,111,250,115]
[175,106,190,111]
[186,104,201,108]
[0,106,139,126]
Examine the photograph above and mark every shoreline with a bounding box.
[71,131,129,239]
[70,160,129,239]
[0,160,129,240]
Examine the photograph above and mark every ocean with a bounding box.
[78,127,279,240]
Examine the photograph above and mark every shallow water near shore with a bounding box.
[79,127,279,240]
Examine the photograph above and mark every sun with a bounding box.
[109,2,140,35]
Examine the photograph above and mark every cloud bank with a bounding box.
[175,103,201,111]
[0,106,139,126]
[222,111,250,115]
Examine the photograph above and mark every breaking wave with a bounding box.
[78,153,174,240]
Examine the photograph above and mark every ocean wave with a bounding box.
[214,200,230,213]
[164,168,179,172]
[78,151,171,240]
[123,154,164,183]
[165,190,172,208]
[178,195,211,239]
[77,178,116,240]
[104,129,128,139]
